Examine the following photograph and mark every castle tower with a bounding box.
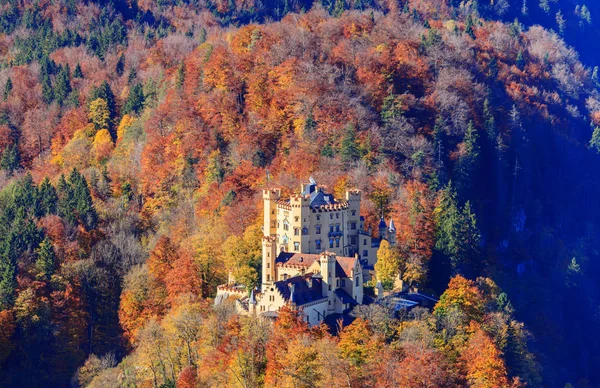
[387,218,396,246]
[262,236,277,292]
[345,189,361,256]
[320,252,336,312]
[263,188,281,238]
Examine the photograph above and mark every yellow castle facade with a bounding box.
[216,178,396,325]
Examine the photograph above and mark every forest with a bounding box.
[0,0,599,386]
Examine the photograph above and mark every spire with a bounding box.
[388,218,396,231]
[249,288,257,305]
[375,281,384,298]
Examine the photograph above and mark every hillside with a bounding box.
[0,0,599,387]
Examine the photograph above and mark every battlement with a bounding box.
[345,189,361,202]
[311,202,349,212]
[262,236,277,243]
[263,188,281,200]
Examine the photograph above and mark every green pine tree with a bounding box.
[127,67,137,85]
[590,126,600,153]
[333,0,345,17]
[38,177,58,216]
[42,74,54,104]
[35,237,56,281]
[115,53,125,77]
[3,77,12,101]
[176,61,185,90]
[516,50,525,70]
[54,65,72,105]
[70,169,98,230]
[73,62,83,78]
[455,121,480,198]
[123,83,145,115]
[435,184,481,276]
[465,14,476,39]
[0,234,17,309]
[483,99,497,142]
[340,124,360,164]
[0,144,20,175]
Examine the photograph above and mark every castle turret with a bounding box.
[387,218,396,246]
[320,252,336,312]
[261,236,277,292]
[263,188,281,238]
[378,217,387,241]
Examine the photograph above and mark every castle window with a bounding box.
[329,225,334,233]
[336,213,339,219]
[302,227,308,235]
[341,279,345,287]
[352,210,356,216]
[294,242,300,251]
[363,250,368,257]
[335,238,340,248]
[267,275,271,281]
[330,214,333,220]
[336,224,340,232]
[267,262,270,268]
[271,221,276,228]
[316,240,321,250]
[350,236,356,244]
[316,215,321,221]
[283,220,289,231]
[351,222,356,230]
[316,225,321,234]
[336,279,339,287]
[328,285,331,290]
[272,210,275,215]
[356,277,360,287]
[363,239,367,246]
[329,238,334,248]
[294,228,300,236]
[295,216,299,222]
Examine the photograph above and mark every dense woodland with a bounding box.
[0,0,599,386]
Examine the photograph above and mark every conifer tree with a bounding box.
[0,144,20,175]
[35,237,56,281]
[0,233,17,309]
[127,67,137,85]
[89,98,111,131]
[3,77,12,101]
[70,169,98,230]
[90,81,116,136]
[590,126,600,153]
[123,83,145,115]
[115,53,125,77]
[176,61,185,90]
[42,74,53,104]
[333,0,345,17]
[516,50,525,70]
[54,65,72,105]
[73,62,83,78]
[340,124,359,164]
[455,121,480,199]
[465,14,476,39]
[483,99,497,142]
[38,177,58,216]
[435,184,481,276]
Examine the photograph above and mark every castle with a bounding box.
[216,178,396,325]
